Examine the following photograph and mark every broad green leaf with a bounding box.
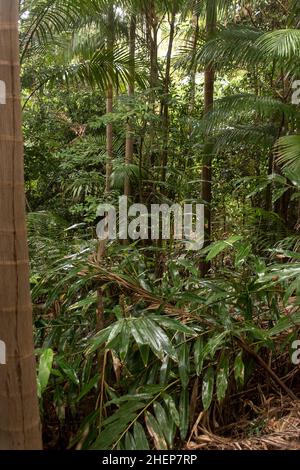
[125,432,135,450]
[91,401,145,450]
[179,388,189,441]
[163,393,180,428]
[202,367,215,411]
[107,320,124,348]
[160,356,169,385]
[153,402,174,447]
[194,337,204,376]
[234,351,245,386]
[56,357,79,385]
[131,318,177,362]
[118,321,130,361]
[77,374,100,402]
[86,327,111,354]
[145,412,168,450]
[235,243,252,267]
[38,348,54,398]
[204,332,228,360]
[216,355,229,403]
[178,343,190,389]
[205,236,242,262]
[151,315,196,336]
[133,422,150,450]
[268,312,300,337]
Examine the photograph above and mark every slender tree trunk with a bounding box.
[189,7,200,118]
[200,1,217,277]
[146,1,159,93]
[146,0,159,180]
[124,14,136,198]
[105,83,113,193]
[0,0,42,449]
[161,5,176,183]
[105,5,115,194]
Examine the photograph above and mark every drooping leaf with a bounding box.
[216,355,229,403]
[179,388,189,441]
[37,348,54,397]
[234,351,245,386]
[202,367,215,411]
[145,412,168,450]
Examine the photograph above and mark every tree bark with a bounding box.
[0,0,42,449]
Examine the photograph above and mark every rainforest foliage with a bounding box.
[20,0,300,450]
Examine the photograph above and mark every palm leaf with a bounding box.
[276,135,300,174]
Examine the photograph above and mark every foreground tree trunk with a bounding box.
[0,0,42,449]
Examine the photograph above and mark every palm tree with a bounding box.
[0,0,42,449]
[200,0,217,276]
[195,0,300,227]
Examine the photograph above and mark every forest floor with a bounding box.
[187,388,300,450]
[187,398,300,450]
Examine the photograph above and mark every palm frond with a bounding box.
[20,0,101,62]
[212,124,277,154]
[198,94,297,135]
[276,135,300,174]
[196,26,263,69]
[256,29,300,60]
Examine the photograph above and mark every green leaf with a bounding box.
[56,357,79,385]
[131,318,177,362]
[204,332,228,360]
[107,320,124,348]
[205,236,242,262]
[163,394,180,428]
[235,243,252,267]
[216,355,229,403]
[234,351,245,386]
[152,316,196,336]
[118,321,130,361]
[125,432,135,450]
[145,412,168,450]
[268,312,300,337]
[178,343,190,389]
[37,348,54,398]
[91,401,146,450]
[179,388,189,441]
[133,422,150,450]
[202,367,215,411]
[194,337,204,376]
[77,374,100,402]
[160,356,169,385]
[153,402,174,447]
[86,327,111,355]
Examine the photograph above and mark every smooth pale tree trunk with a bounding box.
[124,14,136,198]
[105,83,113,193]
[189,10,200,118]
[0,0,42,449]
[161,5,176,183]
[200,1,216,277]
[105,5,115,194]
[145,0,159,174]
